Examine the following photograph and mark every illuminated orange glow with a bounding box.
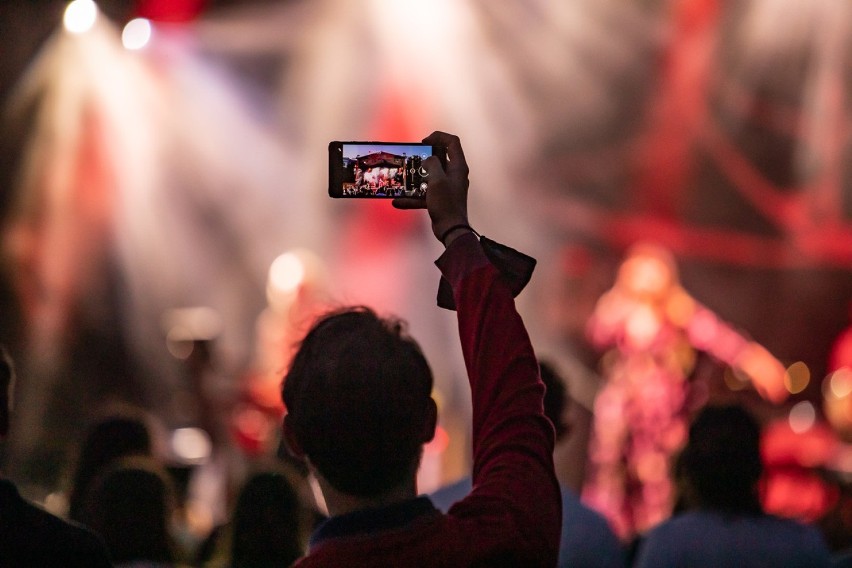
[635,452,668,483]
[665,288,696,328]
[823,368,852,442]
[424,425,450,456]
[734,342,788,403]
[783,361,810,394]
[617,243,677,300]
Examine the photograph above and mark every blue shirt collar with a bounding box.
[310,496,440,548]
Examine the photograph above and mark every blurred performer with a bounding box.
[582,242,787,540]
[582,243,694,539]
[233,250,330,458]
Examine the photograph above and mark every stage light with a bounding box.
[269,252,305,295]
[122,18,152,50]
[789,401,816,434]
[171,427,212,464]
[64,0,98,34]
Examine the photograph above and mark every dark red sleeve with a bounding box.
[436,232,561,566]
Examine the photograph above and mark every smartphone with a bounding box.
[328,141,444,198]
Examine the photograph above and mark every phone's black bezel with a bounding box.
[328,141,446,199]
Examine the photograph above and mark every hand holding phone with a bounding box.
[393,131,470,245]
[328,142,444,199]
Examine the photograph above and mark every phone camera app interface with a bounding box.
[341,144,431,197]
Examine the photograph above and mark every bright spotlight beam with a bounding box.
[64,0,98,34]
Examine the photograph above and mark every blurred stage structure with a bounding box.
[0,0,851,542]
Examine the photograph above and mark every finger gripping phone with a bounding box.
[328,141,445,198]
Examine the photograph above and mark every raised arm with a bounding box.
[398,132,561,566]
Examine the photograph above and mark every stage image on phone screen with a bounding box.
[329,143,433,198]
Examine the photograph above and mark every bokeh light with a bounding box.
[122,18,152,50]
[171,427,212,464]
[784,361,810,394]
[64,0,98,34]
[789,401,816,434]
[828,368,852,398]
[269,252,306,296]
[823,367,852,442]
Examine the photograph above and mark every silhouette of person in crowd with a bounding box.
[194,464,316,568]
[67,408,154,525]
[281,131,561,566]
[230,470,307,567]
[83,455,182,567]
[0,346,113,567]
[634,404,832,567]
[431,360,626,567]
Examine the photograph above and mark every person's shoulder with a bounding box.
[560,490,626,567]
[644,509,715,534]
[429,477,473,514]
[748,514,832,565]
[562,489,608,524]
[3,491,112,566]
[761,512,821,530]
[561,489,621,541]
[757,514,831,546]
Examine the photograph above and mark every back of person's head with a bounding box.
[282,306,435,497]
[676,404,763,514]
[84,456,178,565]
[69,410,153,522]
[539,361,568,441]
[0,346,13,437]
[232,470,305,568]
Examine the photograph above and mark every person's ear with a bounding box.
[421,398,438,443]
[282,415,305,459]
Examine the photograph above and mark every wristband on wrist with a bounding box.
[439,224,478,245]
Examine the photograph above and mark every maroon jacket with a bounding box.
[294,233,561,567]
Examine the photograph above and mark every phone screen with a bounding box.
[328,142,435,198]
